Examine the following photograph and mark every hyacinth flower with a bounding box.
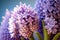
[8,3,37,39]
[35,0,48,37]
[0,2,44,40]
[35,0,60,15]
[0,0,60,40]
[35,0,60,25]
[8,2,44,40]
[41,15,60,40]
[35,0,60,40]
[43,15,60,40]
[44,15,56,34]
[0,9,15,40]
[35,0,60,27]
[44,14,60,40]
[35,0,51,20]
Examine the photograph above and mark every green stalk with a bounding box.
[29,34,35,40]
[53,32,60,40]
[21,37,24,40]
[35,32,43,40]
[42,20,49,40]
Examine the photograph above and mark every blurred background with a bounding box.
[0,0,35,25]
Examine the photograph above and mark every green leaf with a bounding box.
[35,32,43,40]
[42,20,50,40]
[53,32,60,40]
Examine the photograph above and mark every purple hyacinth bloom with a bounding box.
[35,0,60,35]
[35,0,48,20]
[44,15,56,34]
[8,2,39,39]
[0,9,15,40]
[35,0,60,15]
[0,2,39,39]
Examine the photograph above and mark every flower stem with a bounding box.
[21,37,24,40]
[29,34,35,40]
[53,32,60,40]
[42,20,50,40]
[35,32,43,40]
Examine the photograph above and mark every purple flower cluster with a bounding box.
[0,2,39,40]
[8,2,39,39]
[0,9,14,40]
[0,0,60,40]
[44,15,57,34]
[35,0,60,34]
[44,13,60,40]
[35,0,60,15]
